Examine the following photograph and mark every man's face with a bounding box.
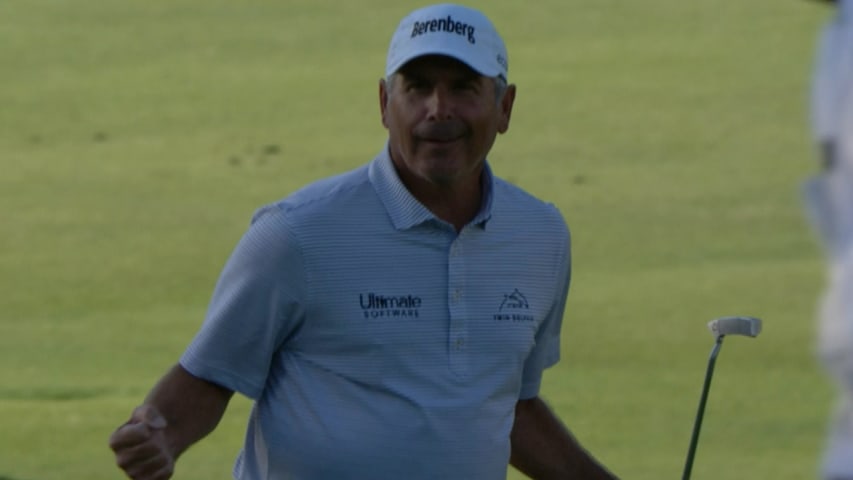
[379,55,515,189]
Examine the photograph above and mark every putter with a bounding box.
[681,316,762,480]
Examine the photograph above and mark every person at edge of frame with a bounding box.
[804,0,853,479]
[108,3,621,480]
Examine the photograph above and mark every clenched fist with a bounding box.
[109,405,174,480]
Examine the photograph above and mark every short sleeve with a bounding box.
[519,216,570,399]
[180,205,306,399]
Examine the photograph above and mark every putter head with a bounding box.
[707,316,762,339]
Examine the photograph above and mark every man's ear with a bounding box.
[497,84,517,134]
[379,78,390,129]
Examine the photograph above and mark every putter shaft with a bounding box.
[682,337,723,480]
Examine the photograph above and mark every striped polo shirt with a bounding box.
[180,147,572,480]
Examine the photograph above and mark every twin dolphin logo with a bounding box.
[411,15,476,44]
[494,289,534,322]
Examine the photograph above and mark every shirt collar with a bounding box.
[368,146,494,231]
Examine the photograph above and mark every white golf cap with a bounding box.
[385,4,509,80]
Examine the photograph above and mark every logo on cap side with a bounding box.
[497,54,507,71]
[411,15,476,44]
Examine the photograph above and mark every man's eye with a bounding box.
[455,82,478,92]
[406,81,430,91]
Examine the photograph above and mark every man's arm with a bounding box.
[109,363,234,480]
[510,396,619,480]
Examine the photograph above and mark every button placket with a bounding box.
[447,236,468,374]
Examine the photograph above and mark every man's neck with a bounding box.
[397,168,484,232]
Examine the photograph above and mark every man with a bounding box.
[109,4,619,479]
[805,0,853,478]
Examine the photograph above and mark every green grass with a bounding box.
[0,0,836,478]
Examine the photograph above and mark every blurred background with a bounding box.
[0,0,834,478]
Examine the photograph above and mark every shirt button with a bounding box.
[455,338,465,350]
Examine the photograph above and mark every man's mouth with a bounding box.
[421,136,459,144]
[417,122,466,143]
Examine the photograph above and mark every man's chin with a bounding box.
[418,140,463,156]
[422,163,478,188]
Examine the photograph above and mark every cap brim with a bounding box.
[386,43,504,79]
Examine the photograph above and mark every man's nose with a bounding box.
[425,87,454,120]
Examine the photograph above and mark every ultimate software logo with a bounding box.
[360,293,422,319]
